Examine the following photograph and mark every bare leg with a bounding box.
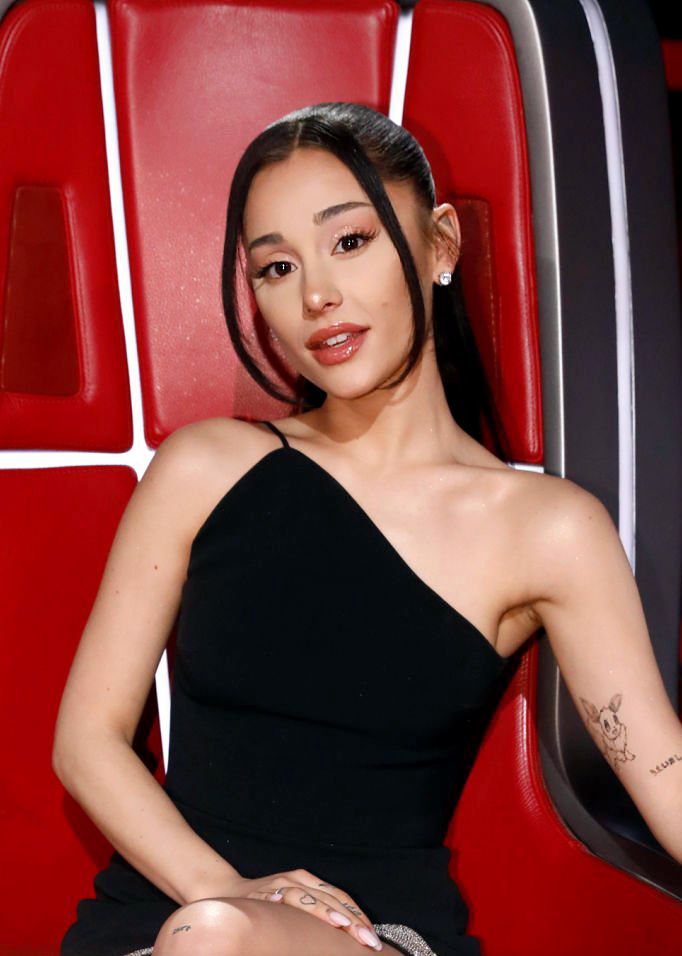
[151,897,406,956]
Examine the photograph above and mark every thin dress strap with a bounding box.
[257,419,291,449]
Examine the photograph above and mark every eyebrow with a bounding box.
[246,201,373,253]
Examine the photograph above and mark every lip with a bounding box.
[305,322,370,350]
[309,328,369,366]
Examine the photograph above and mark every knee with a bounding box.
[152,897,253,955]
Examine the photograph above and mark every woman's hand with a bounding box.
[219,868,384,950]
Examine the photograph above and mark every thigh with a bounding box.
[151,897,405,956]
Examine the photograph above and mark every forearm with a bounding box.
[642,779,682,867]
[54,733,240,904]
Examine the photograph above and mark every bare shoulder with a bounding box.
[517,470,612,556]
[506,470,616,617]
[504,467,604,521]
[157,414,263,455]
[150,416,275,545]
[153,415,264,476]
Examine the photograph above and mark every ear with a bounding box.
[430,203,461,279]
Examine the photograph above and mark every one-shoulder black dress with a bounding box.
[60,419,515,956]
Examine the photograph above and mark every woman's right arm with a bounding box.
[52,421,243,906]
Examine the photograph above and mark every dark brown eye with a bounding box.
[253,260,294,280]
[334,229,378,254]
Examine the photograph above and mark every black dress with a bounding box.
[60,419,515,956]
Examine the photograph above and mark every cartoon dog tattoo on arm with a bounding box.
[579,692,636,773]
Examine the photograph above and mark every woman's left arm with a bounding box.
[528,477,682,865]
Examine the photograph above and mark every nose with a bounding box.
[301,267,342,317]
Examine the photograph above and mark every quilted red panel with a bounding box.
[0,0,132,451]
[0,466,164,953]
[404,0,542,465]
[108,0,399,446]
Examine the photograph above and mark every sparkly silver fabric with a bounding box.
[116,921,438,956]
[373,923,440,956]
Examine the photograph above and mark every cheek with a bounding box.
[253,286,297,331]
[353,247,411,312]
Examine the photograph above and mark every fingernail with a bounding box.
[269,892,283,900]
[358,927,383,950]
[328,909,352,926]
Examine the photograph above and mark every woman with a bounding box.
[54,102,682,956]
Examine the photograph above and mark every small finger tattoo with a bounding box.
[171,925,192,935]
[580,692,636,773]
[342,902,363,916]
[300,893,317,905]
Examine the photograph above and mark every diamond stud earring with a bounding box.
[438,271,452,286]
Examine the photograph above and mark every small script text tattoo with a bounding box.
[171,925,192,935]
[342,902,363,917]
[650,753,682,776]
[580,692,636,773]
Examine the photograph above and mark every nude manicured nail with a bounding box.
[328,909,352,926]
[358,927,383,950]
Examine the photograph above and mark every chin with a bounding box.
[325,374,398,402]
[299,348,405,399]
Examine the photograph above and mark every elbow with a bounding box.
[52,729,76,787]
[52,695,81,785]
[51,723,95,788]
[52,720,130,788]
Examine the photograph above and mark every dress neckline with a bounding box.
[274,445,512,663]
[200,430,514,665]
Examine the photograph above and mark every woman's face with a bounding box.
[242,147,449,400]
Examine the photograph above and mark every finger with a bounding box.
[287,872,373,928]
[301,883,372,927]
[235,888,284,903]
[276,885,383,950]
[337,898,371,923]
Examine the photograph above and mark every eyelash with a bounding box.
[252,228,379,281]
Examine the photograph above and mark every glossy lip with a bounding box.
[310,329,368,366]
[305,322,370,350]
